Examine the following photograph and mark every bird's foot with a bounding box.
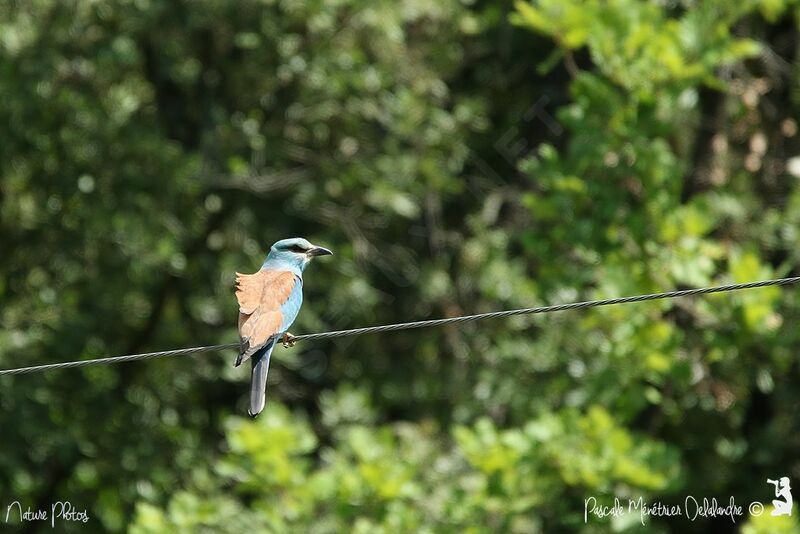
[281,332,296,348]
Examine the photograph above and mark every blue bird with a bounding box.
[234,237,332,417]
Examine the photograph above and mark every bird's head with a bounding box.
[263,237,333,273]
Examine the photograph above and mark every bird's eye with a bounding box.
[288,245,307,253]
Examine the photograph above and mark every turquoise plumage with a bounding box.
[234,238,332,416]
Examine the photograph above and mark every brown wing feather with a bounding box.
[235,271,264,314]
[235,270,298,364]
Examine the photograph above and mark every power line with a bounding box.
[1,276,798,376]
[289,276,800,342]
[0,344,240,377]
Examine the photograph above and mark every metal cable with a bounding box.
[1,276,798,376]
[288,275,800,341]
[0,344,240,376]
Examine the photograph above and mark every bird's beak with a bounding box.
[307,245,333,257]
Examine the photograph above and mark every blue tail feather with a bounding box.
[248,340,275,417]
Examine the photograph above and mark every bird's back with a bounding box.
[235,269,302,365]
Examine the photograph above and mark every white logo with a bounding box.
[582,477,795,524]
[767,477,793,517]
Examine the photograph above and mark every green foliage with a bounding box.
[743,511,800,534]
[513,0,763,97]
[129,403,679,532]
[1,0,800,532]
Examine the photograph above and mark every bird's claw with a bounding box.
[281,332,296,348]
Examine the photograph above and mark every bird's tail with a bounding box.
[248,340,276,418]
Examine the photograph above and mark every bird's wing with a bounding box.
[235,269,300,365]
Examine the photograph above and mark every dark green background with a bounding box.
[1,0,799,532]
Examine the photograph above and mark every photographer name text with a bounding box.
[584,495,765,525]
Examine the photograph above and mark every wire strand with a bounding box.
[1,276,798,376]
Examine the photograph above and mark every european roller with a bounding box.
[234,237,332,417]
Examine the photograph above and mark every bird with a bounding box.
[234,237,332,417]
